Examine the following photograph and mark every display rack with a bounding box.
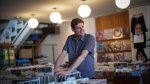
[0,43,15,70]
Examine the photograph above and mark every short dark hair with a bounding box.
[71,18,84,29]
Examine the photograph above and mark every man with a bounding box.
[54,18,96,79]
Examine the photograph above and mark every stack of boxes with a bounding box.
[0,43,15,70]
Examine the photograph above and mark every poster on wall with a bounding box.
[10,20,17,36]
[0,33,5,43]
[16,20,23,29]
[4,29,11,42]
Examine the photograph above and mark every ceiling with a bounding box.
[0,0,150,23]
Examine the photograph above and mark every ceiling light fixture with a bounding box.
[28,14,39,28]
[50,7,62,23]
[115,0,130,9]
[78,0,91,18]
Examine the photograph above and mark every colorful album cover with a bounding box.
[97,42,105,52]
[113,28,123,39]
[114,53,124,62]
[104,29,113,40]
[9,49,15,60]
[104,41,113,52]
[97,53,105,63]
[105,53,114,63]
[123,27,130,38]
[124,52,132,62]
[122,40,131,51]
[137,51,146,61]
[108,40,123,51]
[96,30,104,41]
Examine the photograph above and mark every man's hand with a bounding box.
[55,68,71,77]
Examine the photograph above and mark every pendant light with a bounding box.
[115,0,130,9]
[78,0,91,18]
[28,14,39,28]
[50,7,62,23]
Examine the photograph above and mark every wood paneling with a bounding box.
[95,11,129,30]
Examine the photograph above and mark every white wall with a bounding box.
[41,18,96,64]
[129,5,150,62]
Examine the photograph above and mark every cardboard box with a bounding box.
[20,49,32,58]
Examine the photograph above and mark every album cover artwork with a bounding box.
[122,40,131,51]
[97,42,105,52]
[104,29,113,40]
[123,27,130,38]
[109,40,123,51]
[96,30,104,41]
[114,53,124,62]
[105,53,114,63]
[113,28,123,39]
[97,53,105,63]
[137,51,145,61]
[124,52,132,62]
[104,41,113,52]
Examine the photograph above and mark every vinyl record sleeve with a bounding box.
[123,27,130,38]
[114,53,124,62]
[104,29,113,40]
[122,40,131,51]
[105,53,114,63]
[124,52,132,62]
[109,40,123,51]
[96,30,104,41]
[104,41,113,52]
[113,28,123,39]
[97,42,105,52]
[97,53,105,63]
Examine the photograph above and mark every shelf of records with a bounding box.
[97,39,131,52]
[96,27,130,41]
[97,52,132,63]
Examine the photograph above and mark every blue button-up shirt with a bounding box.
[63,33,96,78]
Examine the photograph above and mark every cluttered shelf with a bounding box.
[14,44,57,66]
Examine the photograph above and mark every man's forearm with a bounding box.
[67,55,85,73]
[67,50,88,73]
[54,55,64,71]
[54,50,67,71]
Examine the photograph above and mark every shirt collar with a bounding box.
[73,33,86,41]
